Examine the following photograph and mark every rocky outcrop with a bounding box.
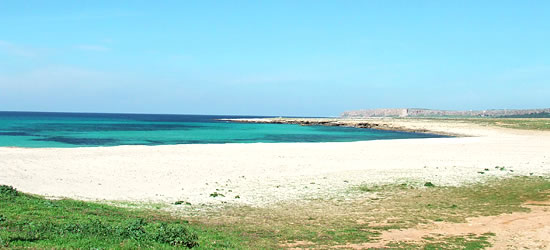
[219,118,457,136]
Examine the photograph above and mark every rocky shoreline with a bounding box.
[219,118,462,137]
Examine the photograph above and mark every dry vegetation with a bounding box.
[190,176,550,248]
[445,118,550,131]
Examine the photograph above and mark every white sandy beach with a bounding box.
[1,119,549,206]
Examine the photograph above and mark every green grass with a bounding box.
[0,185,242,249]
[450,118,550,131]
[193,176,550,248]
[353,176,550,229]
[2,176,549,249]
[387,233,495,249]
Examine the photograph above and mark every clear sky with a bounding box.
[1,1,549,116]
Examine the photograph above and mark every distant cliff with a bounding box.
[341,108,550,118]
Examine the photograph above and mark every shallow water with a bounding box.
[0,112,447,148]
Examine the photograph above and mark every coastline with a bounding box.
[1,118,549,207]
[219,117,495,137]
[218,117,447,134]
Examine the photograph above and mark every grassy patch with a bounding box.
[193,176,550,248]
[354,176,550,228]
[0,186,242,249]
[388,232,495,249]
[453,118,550,131]
[2,176,549,248]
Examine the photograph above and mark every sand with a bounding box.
[1,119,549,206]
[338,200,550,249]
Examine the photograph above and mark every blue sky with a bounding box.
[1,1,549,116]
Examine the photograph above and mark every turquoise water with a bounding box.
[0,112,446,148]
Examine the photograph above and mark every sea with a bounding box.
[0,111,446,148]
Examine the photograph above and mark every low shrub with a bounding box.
[151,223,199,248]
[424,182,436,187]
[0,185,18,197]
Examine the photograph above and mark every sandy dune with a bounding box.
[1,119,549,206]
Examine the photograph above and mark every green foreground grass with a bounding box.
[0,185,241,249]
[1,176,549,249]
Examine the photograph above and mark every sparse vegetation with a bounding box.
[453,118,550,131]
[424,181,436,187]
[209,192,224,198]
[192,176,549,248]
[387,233,495,249]
[2,176,549,249]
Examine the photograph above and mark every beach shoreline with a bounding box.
[219,117,462,136]
[219,117,549,137]
[1,118,549,207]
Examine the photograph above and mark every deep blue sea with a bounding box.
[0,112,446,148]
